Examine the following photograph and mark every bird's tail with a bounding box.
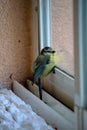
[32,77,42,100]
[38,78,42,100]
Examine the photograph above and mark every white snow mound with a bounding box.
[0,88,54,130]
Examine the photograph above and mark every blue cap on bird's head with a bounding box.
[41,46,56,55]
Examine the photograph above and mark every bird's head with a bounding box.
[41,46,55,55]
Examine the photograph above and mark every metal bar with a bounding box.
[78,0,87,108]
[79,0,87,108]
[38,0,51,50]
[74,0,87,129]
[74,0,87,109]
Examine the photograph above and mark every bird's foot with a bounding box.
[52,66,56,74]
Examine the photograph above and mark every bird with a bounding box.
[32,46,56,100]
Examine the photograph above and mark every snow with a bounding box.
[0,88,54,130]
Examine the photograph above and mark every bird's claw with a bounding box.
[52,66,56,74]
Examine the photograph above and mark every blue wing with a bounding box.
[32,65,45,83]
[32,54,50,83]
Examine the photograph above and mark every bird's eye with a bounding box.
[47,50,55,53]
[52,50,56,53]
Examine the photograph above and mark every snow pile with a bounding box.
[0,88,54,130]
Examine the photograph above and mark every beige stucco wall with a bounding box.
[52,0,74,75]
[0,0,34,87]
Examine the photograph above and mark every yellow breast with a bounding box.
[42,53,56,77]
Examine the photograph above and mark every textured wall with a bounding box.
[52,0,74,75]
[0,0,34,87]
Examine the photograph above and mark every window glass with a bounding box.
[51,0,74,75]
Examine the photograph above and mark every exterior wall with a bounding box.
[0,0,34,88]
[52,0,74,75]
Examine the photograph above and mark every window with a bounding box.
[51,0,74,76]
[33,0,74,110]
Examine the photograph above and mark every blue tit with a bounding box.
[32,46,56,100]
